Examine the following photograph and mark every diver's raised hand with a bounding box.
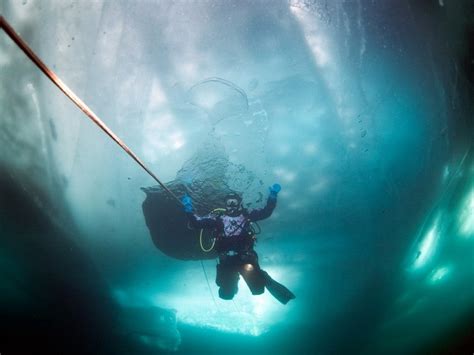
[182,194,193,213]
[269,183,281,199]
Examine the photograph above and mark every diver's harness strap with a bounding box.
[198,210,260,253]
[222,215,252,239]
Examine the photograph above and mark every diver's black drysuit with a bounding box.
[186,195,295,304]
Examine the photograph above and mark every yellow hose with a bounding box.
[199,208,226,252]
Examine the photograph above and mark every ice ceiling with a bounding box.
[1,0,473,353]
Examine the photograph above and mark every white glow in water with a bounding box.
[428,266,451,284]
[288,201,305,210]
[458,189,474,238]
[152,265,293,337]
[149,79,168,108]
[142,111,187,161]
[412,216,440,269]
[442,165,450,181]
[289,5,330,68]
[276,144,292,156]
[273,167,296,183]
[303,142,318,155]
[309,179,328,194]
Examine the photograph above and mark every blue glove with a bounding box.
[269,183,281,199]
[182,194,193,213]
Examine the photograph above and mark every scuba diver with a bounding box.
[181,184,295,304]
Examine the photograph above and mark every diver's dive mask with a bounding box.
[225,198,240,214]
[226,198,239,208]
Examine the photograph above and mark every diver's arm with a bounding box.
[248,184,281,221]
[181,195,218,229]
[248,195,277,221]
[186,212,218,229]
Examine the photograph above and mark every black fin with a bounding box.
[262,271,295,305]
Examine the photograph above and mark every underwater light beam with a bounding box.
[428,266,451,285]
[458,189,474,237]
[0,15,182,206]
[411,215,441,270]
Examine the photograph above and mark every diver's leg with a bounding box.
[239,251,265,295]
[216,256,239,300]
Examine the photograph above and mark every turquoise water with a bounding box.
[1,1,473,354]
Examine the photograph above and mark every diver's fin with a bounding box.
[262,271,295,305]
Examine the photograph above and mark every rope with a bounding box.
[200,260,218,309]
[232,299,240,313]
[0,16,182,207]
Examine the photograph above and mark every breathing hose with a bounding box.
[199,229,215,252]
